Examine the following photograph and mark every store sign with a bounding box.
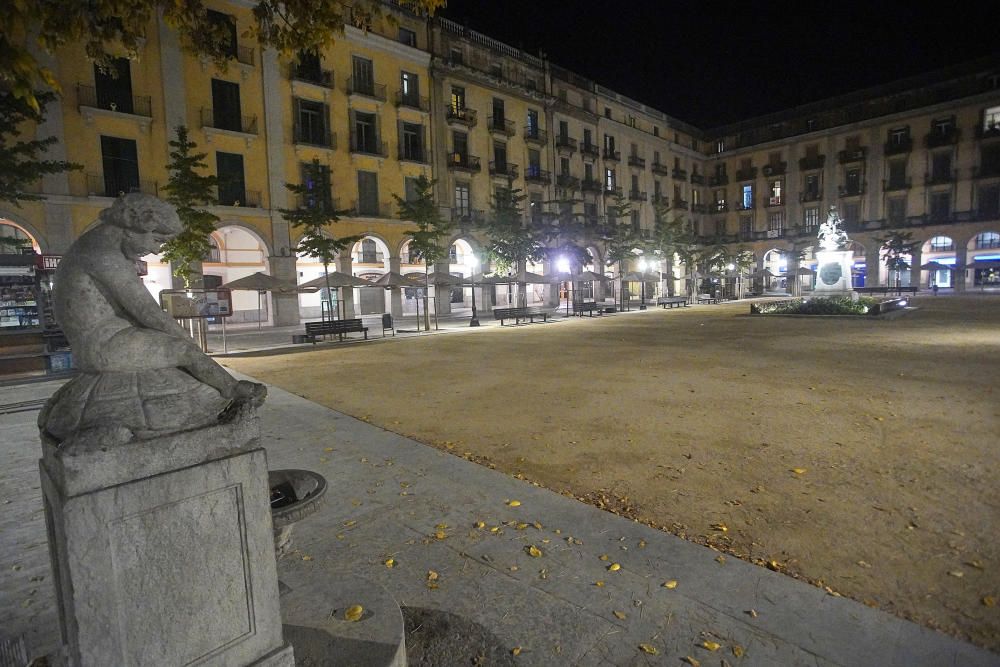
[41,255,62,270]
[159,288,233,318]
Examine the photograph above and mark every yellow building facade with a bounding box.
[4,2,1000,329]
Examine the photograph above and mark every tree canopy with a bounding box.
[2,0,444,110]
[0,90,79,206]
[394,175,451,330]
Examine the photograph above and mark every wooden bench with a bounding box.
[493,306,550,325]
[657,296,688,309]
[856,286,919,296]
[696,294,719,304]
[571,301,603,317]
[303,318,368,342]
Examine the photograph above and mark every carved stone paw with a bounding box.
[233,380,267,407]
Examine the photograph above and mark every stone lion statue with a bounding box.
[39,193,265,448]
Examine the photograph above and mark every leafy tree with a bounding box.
[3,0,444,111]
[160,125,218,287]
[877,230,918,291]
[280,159,360,320]
[481,178,546,307]
[650,201,694,296]
[394,175,451,331]
[601,190,640,308]
[0,90,80,208]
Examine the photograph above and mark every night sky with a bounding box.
[439,1,1000,131]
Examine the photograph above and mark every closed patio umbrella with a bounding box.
[296,271,373,290]
[370,271,422,287]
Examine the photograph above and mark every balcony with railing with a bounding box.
[294,192,339,212]
[713,201,728,213]
[628,189,647,202]
[395,91,430,112]
[764,196,784,207]
[603,185,623,197]
[487,116,515,136]
[627,154,646,169]
[690,172,704,185]
[735,166,758,181]
[883,136,913,155]
[672,167,688,181]
[762,162,787,177]
[215,186,261,208]
[76,84,152,118]
[651,161,670,176]
[290,63,333,88]
[556,135,577,153]
[352,201,393,219]
[293,123,335,149]
[799,190,823,202]
[977,123,1000,140]
[524,166,551,184]
[837,147,867,164]
[349,133,387,157]
[838,183,866,197]
[925,127,960,148]
[489,161,519,179]
[556,174,580,190]
[200,108,258,135]
[398,145,427,163]
[524,127,548,145]
[736,197,755,211]
[446,106,477,127]
[602,148,621,162]
[580,142,600,159]
[449,208,486,225]
[709,173,729,186]
[581,178,602,193]
[652,194,669,207]
[799,154,826,170]
[447,152,481,172]
[974,163,1000,179]
[691,202,706,213]
[674,199,689,210]
[346,77,387,102]
[86,173,158,198]
[884,177,912,191]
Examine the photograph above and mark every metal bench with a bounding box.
[657,296,688,308]
[571,301,603,317]
[303,318,369,342]
[696,294,719,304]
[492,306,550,325]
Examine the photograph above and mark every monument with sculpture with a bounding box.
[813,206,856,297]
[36,194,404,665]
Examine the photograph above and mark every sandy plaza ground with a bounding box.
[222,295,1000,652]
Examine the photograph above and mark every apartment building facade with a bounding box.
[3,1,999,328]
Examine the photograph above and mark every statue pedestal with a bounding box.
[814,250,856,297]
[40,411,294,667]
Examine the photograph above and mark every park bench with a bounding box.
[657,296,688,309]
[855,286,919,296]
[572,301,603,317]
[303,318,368,342]
[492,306,550,326]
[697,294,719,304]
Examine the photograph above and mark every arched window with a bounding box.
[974,231,1000,250]
[928,235,954,252]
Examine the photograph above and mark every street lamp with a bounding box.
[638,257,648,309]
[727,262,736,299]
[468,254,480,327]
[557,256,570,315]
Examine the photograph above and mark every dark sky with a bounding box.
[439,1,1000,130]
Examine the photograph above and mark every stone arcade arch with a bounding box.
[0,216,44,254]
[921,235,957,287]
[350,235,392,315]
[968,231,1000,287]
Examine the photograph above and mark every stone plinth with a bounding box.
[40,411,294,667]
[814,250,855,297]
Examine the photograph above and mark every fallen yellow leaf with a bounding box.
[681,656,700,666]
[594,580,605,587]
[427,570,439,581]
[701,640,720,651]
[344,605,363,622]
[434,530,447,540]
[711,523,728,532]
[638,644,659,655]
[663,580,678,589]
[607,563,621,572]
[613,610,626,620]
[384,558,395,568]
[984,596,997,607]
[599,554,609,561]
[474,521,485,529]
[511,646,521,656]
[948,570,964,578]
[526,545,543,558]
[507,500,521,507]
[733,644,745,657]
[301,555,313,561]
[715,555,726,564]
[791,468,807,474]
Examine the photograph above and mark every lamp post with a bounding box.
[727,262,736,299]
[638,257,648,309]
[468,254,480,327]
[557,256,570,316]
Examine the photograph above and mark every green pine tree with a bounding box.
[160,125,219,287]
[602,190,640,308]
[394,175,451,331]
[0,89,80,216]
[877,230,918,292]
[280,159,360,320]
[481,178,546,307]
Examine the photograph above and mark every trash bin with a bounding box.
[381,313,394,337]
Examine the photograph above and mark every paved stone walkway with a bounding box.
[1,378,997,666]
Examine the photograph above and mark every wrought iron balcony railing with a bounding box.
[76,85,152,117]
[347,77,387,102]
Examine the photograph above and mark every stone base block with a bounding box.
[41,419,293,667]
[281,577,406,667]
